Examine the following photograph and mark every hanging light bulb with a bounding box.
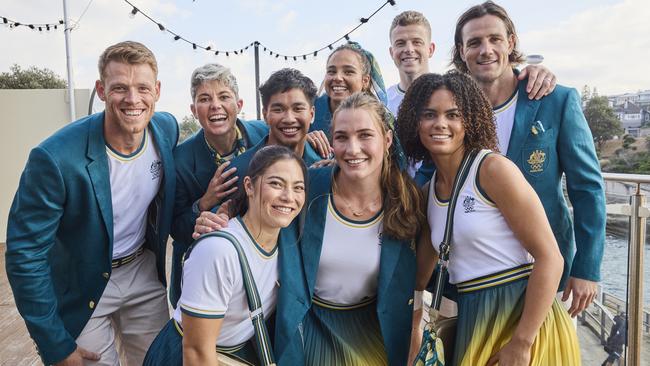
[129,7,138,19]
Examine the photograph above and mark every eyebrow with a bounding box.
[333,127,375,134]
[266,175,304,185]
[421,107,460,113]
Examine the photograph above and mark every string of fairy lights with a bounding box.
[1,0,396,60]
[1,16,64,31]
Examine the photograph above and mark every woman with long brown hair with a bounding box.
[275,92,424,366]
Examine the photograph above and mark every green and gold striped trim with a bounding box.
[457,263,533,293]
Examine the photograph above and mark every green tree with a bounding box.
[622,134,636,149]
[584,96,622,150]
[179,115,200,143]
[581,84,591,104]
[0,64,67,89]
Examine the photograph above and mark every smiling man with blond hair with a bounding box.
[6,41,178,366]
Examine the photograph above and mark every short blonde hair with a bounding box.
[98,41,158,81]
[389,11,432,41]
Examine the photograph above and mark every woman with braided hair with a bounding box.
[308,42,388,141]
[398,72,580,366]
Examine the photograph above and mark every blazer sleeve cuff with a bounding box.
[40,337,77,365]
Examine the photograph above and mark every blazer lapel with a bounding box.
[377,236,406,302]
[506,82,541,160]
[149,117,174,195]
[85,112,114,246]
[301,193,328,297]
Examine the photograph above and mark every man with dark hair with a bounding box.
[193,68,321,235]
[6,41,178,365]
[452,1,606,317]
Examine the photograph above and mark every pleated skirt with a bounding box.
[303,297,388,366]
[453,264,581,366]
[143,318,259,365]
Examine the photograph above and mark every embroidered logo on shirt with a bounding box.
[150,160,162,180]
[527,150,546,173]
[463,196,476,213]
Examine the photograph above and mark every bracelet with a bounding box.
[414,290,424,311]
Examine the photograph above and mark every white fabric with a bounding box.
[106,129,162,259]
[427,149,534,284]
[314,197,382,304]
[493,91,518,154]
[173,217,279,347]
[388,83,422,177]
[75,250,169,366]
[387,83,405,116]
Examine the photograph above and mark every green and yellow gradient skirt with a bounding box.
[454,263,581,366]
[304,296,388,366]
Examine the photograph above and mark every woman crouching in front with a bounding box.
[144,145,307,366]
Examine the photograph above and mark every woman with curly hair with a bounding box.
[397,72,580,366]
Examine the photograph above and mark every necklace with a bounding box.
[333,185,382,217]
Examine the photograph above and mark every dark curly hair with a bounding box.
[396,71,498,163]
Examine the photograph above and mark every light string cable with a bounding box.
[122,0,396,59]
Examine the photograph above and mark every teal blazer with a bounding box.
[5,112,179,365]
[506,79,605,287]
[274,167,416,366]
[309,94,333,138]
[169,120,268,307]
[414,79,606,289]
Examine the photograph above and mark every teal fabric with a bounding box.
[506,78,605,287]
[274,166,416,366]
[218,135,322,207]
[6,111,179,365]
[143,319,258,366]
[169,119,268,307]
[303,300,387,366]
[309,94,333,137]
[414,76,606,288]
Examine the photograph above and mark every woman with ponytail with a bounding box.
[274,92,424,366]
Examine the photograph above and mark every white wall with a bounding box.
[0,89,90,243]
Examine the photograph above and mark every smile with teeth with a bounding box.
[331,86,348,93]
[346,158,367,164]
[208,114,228,122]
[477,59,497,65]
[272,205,294,214]
[123,109,144,116]
[401,56,419,62]
[280,127,299,134]
[430,134,451,141]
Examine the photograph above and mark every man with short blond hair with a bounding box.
[6,41,178,365]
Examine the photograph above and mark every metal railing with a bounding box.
[602,172,650,366]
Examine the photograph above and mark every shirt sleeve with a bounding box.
[178,237,239,319]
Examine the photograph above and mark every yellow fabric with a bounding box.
[458,299,580,365]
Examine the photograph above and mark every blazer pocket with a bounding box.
[521,128,554,179]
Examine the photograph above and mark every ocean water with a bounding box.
[599,234,650,307]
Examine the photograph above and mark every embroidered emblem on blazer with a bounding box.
[527,150,546,173]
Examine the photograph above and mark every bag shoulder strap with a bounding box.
[430,150,479,311]
[186,231,276,366]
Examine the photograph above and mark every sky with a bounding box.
[1,0,648,121]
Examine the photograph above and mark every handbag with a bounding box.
[413,150,478,366]
[186,230,277,366]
